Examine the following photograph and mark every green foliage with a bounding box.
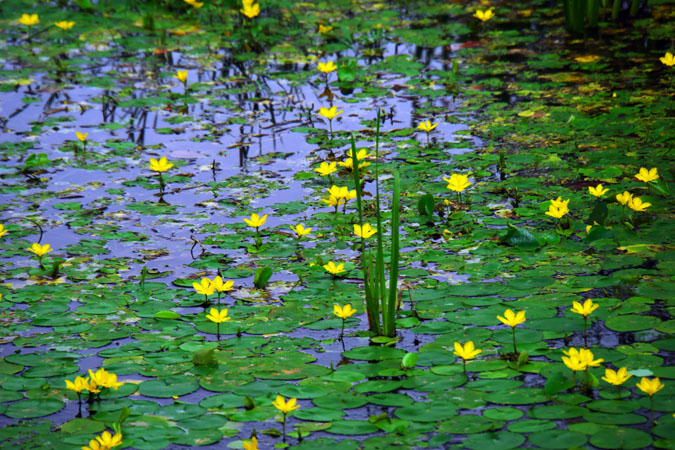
[254,267,273,289]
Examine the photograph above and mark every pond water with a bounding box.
[0,1,673,449]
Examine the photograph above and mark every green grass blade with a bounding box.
[384,169,400,337]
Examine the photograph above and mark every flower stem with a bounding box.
[512,326,518,354]
[282,414,287,443]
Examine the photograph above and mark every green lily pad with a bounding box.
[5,399,65,418]
[462,431,526,450]
[590,428,653,449]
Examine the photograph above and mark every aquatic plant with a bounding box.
[351,109,400,338]
[273,395,299,442]
[416,120,437,146]
[570,298,598,346]
[318,105,343,138]
[473,8,495,22]
[637,377,664,425]
[323,261,345,277]
[149,157,173,193]
[497,309,526,355]
[453,341,481,375]
[333,303,356,340]
[193,277,215,304]
[27,242,52,270]
[206,307,230,340]
[290,224,312,238]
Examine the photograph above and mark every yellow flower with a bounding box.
[588,184,609,197]
[211,276,233,292]
[339,148,372,171]
[88,368,124,390]
[660,52,675,67]
[314,162,337,176]
[635,167,659,183]
[241,0,260,18]
[570,299,599,317]
[339,157,371,171]
[636,377,664,396]
[563,348,603,369]
[578,348,603,368]
[545,198,569,219]
[18,14,39,27]
[82,438,104,450]
[318,24,333,34]
[318,61,337,73]
[562,354,586,372]
[616,191,633,205]
[193,277,215,296]
[417,120,438,133]
[548,197,567,208]
[349,149,372,161]
[497,309,526,328]
[323,261,345,275]
[353,223,377,239]
[334,304,356,319]
[27,243,53,257]
[290,224,312,237]
[149,157,174,173]
[184,0,204,8]
[65,376,90,394]
[443,174,471,192]
[318,106,343,120]
[453,341,482,360]
[173,70,188,84]
[602,367,632,386]
[273,395,300,414]
[0,224,7,238]
[243,213,268,229]
[627,196,651,212]
[76,131,88,142]
[95,431,123,449]
[417,120,438,132]
[243,436,259,450]
[322,195,345,207]
[327,185,350,199]
[54,21,74,31]
[474,8,495,22]
[206,308,230,323]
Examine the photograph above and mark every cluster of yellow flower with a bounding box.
[551,166,659,223]
[192,276,234,296]
[65,368,124,395]
[545,196,570,219]
[322,185,357,209]
[561,300,664,396]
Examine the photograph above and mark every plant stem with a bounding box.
[650,395,654,427]
[512,326,518,354]
[282,414,287,443]
[583,316,588,347]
